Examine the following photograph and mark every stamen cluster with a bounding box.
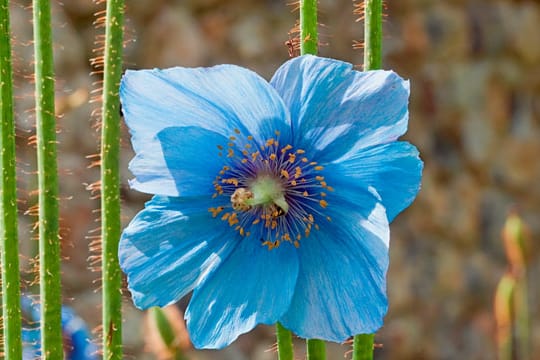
[208,129,333,249]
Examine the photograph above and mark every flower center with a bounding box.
[232,175,289,215]
[208,129,333,249]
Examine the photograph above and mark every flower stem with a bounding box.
[0,1,23,358]
[100,0,124,358]
[300,0,318,55]
[276,322,294,360]
[32,0,63,358]
[352,334,374,360]
[363,0,382,70]
[352,1,382,358]
[299,2,327,358]
[306,338,326,360]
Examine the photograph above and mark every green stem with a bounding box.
[0,1,22,358]
[100,0,124,358]
[276,322,294,360]
[352,1,382,358]
[363,0,382,70]
[300,0,318,55]
[32,0,63,358]
[299,2,326,358]
[516,270,530,360]
[352,334,374,360]
[306,339,326,360]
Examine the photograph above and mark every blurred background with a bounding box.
[8,0,540,359]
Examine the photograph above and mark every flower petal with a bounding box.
[185,240,299,349]
[279,192,389,341]
[326,141,423,221]
[128,126,227,196]
[270,55,409,162]
[121,64,292,152]
[119,195,238,309]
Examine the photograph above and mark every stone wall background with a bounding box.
[9,0,540,359]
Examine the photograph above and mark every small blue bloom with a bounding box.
[21,296,98,360]
[119,55,423,349]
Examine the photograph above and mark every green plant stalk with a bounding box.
[0,1,22,358]
[306,338,326,360]
[32,0,62,358]
[100,0,124,358]
[300,0,318,55]
[299,1,326,358]
[351,1,382,358]
[363,0,382,71]
[516,271,530,360]
[494,274,516,360]
[353,334,374,360]
[276,322,294,360]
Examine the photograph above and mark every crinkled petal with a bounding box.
[185,239,299,349]
[121,64,292,153]
[270,55,409,162]
[279,191,389,341]
[128,126,227,196]
[326,141,423,221]
[119,196,238,309]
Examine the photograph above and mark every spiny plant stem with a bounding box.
[300,0,318,55]
[306,338,326,360]
[276,322,294,360]
[300,1,326,358]
[363,0,382,70]
[352,334,374,360]
[353,1,382,357]
[100,0,124,358]
[0,0,22,358]
[32,0,63,358]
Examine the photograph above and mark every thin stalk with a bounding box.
[306,338,326,360]
[100,0,124,358]
[516,271,530,360]
[300,0,318,55]
[352,1,382,358]
[352,334,374,360]
[0,0,22,358]
[276,322,294,360]
[363,0,382,70]
[32,0,62,358]
[299,1,326,358]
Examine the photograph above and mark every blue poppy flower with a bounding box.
[21,296,98,360]
[119,55,423,349]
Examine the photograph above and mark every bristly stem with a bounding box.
[353,0,382,357]
[363,0,382,70]
[300,0,318,55]
[352,334,374,360]
[100,0,124,358]
[306,338,326,360]
[32,0,63,358]
[276,322,294,360]
[0,0,23,358]
[300,0,326,358]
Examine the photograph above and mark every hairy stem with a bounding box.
[299,1,326,358]
[0,0,22,357]
[352,334,374,360]
[32,0,63,358]
[300,0,318,55]
[306,338,326,360]
[353,0,382,357]
[276,322,294,360]
[100,0,124,358]
[363,0,382,70]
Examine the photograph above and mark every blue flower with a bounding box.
[119,55,423,349]
[21,296,98,360]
